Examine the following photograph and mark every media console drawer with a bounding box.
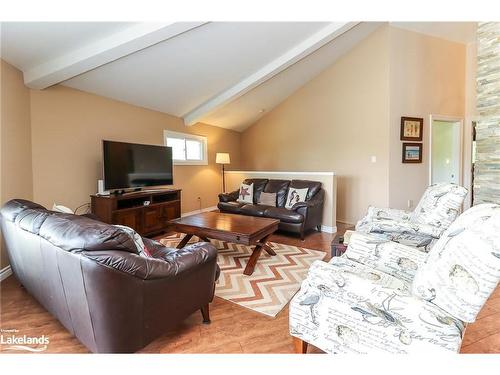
[91,189,181,236]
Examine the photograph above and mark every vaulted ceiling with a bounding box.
[0,22,475,131]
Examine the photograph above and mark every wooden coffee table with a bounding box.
[168,212,279,276]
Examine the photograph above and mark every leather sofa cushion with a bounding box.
[258,192,277,207]
[217,201,244,214]
[290,180,322,200]
[1,199,138,254]
[264,180,290,207]
[240,204,269,217]
[143,238,221,282]
[39,213,138,253]
[1,199,46,222]
[82,241,217,280]
[264,207,304,224]
[242,178,268,203]
[15,208,52,235]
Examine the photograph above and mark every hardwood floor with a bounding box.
[1,222,499,354]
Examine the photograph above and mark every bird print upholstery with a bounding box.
[289,258,464,353]
[290,203,500,353]
[412,203,500,322]
[343,231,428,283]
[355,183,468,249]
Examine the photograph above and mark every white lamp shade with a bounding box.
[216,153,230,164]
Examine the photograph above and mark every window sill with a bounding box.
[173,160,209,166]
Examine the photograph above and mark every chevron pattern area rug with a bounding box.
[159,234,326,318]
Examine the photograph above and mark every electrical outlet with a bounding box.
[407,199,413,209]
[371,156,377,163]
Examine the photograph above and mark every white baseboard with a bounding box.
[181,206,218,218]
[321,225,337,234]
[0,265,12,282]
[336,219,355,226]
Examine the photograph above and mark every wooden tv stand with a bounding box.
[90,189,181,237]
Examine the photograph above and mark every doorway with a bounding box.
[429,115,463,185]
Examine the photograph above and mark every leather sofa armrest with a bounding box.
[292,189,325,211]
[218,190,239,203]
[82,241,218,280]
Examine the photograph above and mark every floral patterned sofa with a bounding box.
[289,203,500,354]
[355,183,468,251]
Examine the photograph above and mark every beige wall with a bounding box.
[241,27,391,224]
[388,27,466,210]
[0,60,34,268]
[30,85,241,214]
[241,25,468,223]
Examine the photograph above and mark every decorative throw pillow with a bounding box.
[237,183,254,204]
[258,192,277,207]
[114,225,151,258]
[284,187,308,209]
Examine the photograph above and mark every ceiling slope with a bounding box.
[183,22,358,126]
[23,22,208,89]
[199,22,382,131]
[61,22,332,118]
[1,21,384,131]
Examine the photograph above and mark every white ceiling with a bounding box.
[63,22,333,119]
[390,22,477,44]
[1,21,476,132]
[201,23,381,130]
[1,22,135,70]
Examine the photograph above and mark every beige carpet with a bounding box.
[159,234,326,318]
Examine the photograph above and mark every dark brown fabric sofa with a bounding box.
[218,179,325,239]
[0,199,219,353]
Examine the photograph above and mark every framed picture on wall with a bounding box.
[402,143,422,163]
[400,116,423,141]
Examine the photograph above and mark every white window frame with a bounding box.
[163,130,208,166]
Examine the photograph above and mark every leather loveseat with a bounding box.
[0,199,219,353]
[218,179,324,239]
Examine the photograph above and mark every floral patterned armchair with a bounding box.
[355,183,468,251]
[289,203,500,354]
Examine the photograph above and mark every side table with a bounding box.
[331,233,348,257]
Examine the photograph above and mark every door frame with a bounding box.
[428,114,464,186]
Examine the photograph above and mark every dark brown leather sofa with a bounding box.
[0,199,219,353]
[218,179,324,239]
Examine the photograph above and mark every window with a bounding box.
[164,130,208,165]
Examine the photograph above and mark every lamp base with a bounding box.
[222,164,226,193]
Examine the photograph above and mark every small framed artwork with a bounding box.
[402,143,422,163]
[400,116,423,141]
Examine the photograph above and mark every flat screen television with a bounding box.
[102,140,173,191]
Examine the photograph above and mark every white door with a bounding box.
[430,119,462,185]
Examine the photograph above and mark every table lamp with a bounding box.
[216,153,231,193]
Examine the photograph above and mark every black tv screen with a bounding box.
[103,140,173,190]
